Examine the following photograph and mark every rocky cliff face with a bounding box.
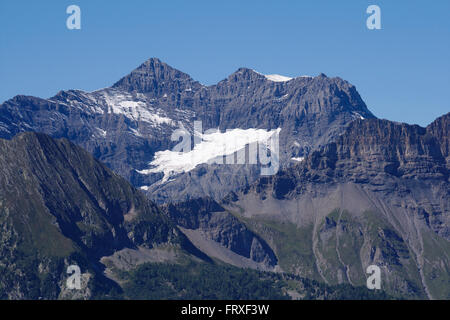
[220,115,450,299]
[426,112,450,168]
[297,117,448,183]
[0,58,374,203]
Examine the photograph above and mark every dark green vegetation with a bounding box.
[0,254,123,300]
[120,261,288,300]
[118,261,393,300]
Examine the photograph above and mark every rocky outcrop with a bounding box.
[164,198,278,269]
[426,112,450,168]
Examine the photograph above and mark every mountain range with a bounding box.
[0,58,448,299]
[0,58,374,203]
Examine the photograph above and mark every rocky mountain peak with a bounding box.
[226,67,266,82]
[112,57,201,95]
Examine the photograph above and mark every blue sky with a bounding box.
[1,0,449,126]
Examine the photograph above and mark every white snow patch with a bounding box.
[252,70,291,82]
[51,91,104,114]
[352,112,365,120]
[252,69,311,82]
[96,128,107,137]
[129,127,144,137]
[275,94,289,101]
[264,74,293,82]
[102,92,174,126]
[138,128,281,181]
[139,186,150,191]
[291,157,305,162]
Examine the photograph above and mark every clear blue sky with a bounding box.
[1,0,449,126]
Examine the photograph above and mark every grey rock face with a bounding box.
[0,58,375,203]
[426,112,450,168]
[222,116,450,299]
[300,118,448,183]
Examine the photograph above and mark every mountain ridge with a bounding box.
[0,57,376,203]
[0,131,194,299]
